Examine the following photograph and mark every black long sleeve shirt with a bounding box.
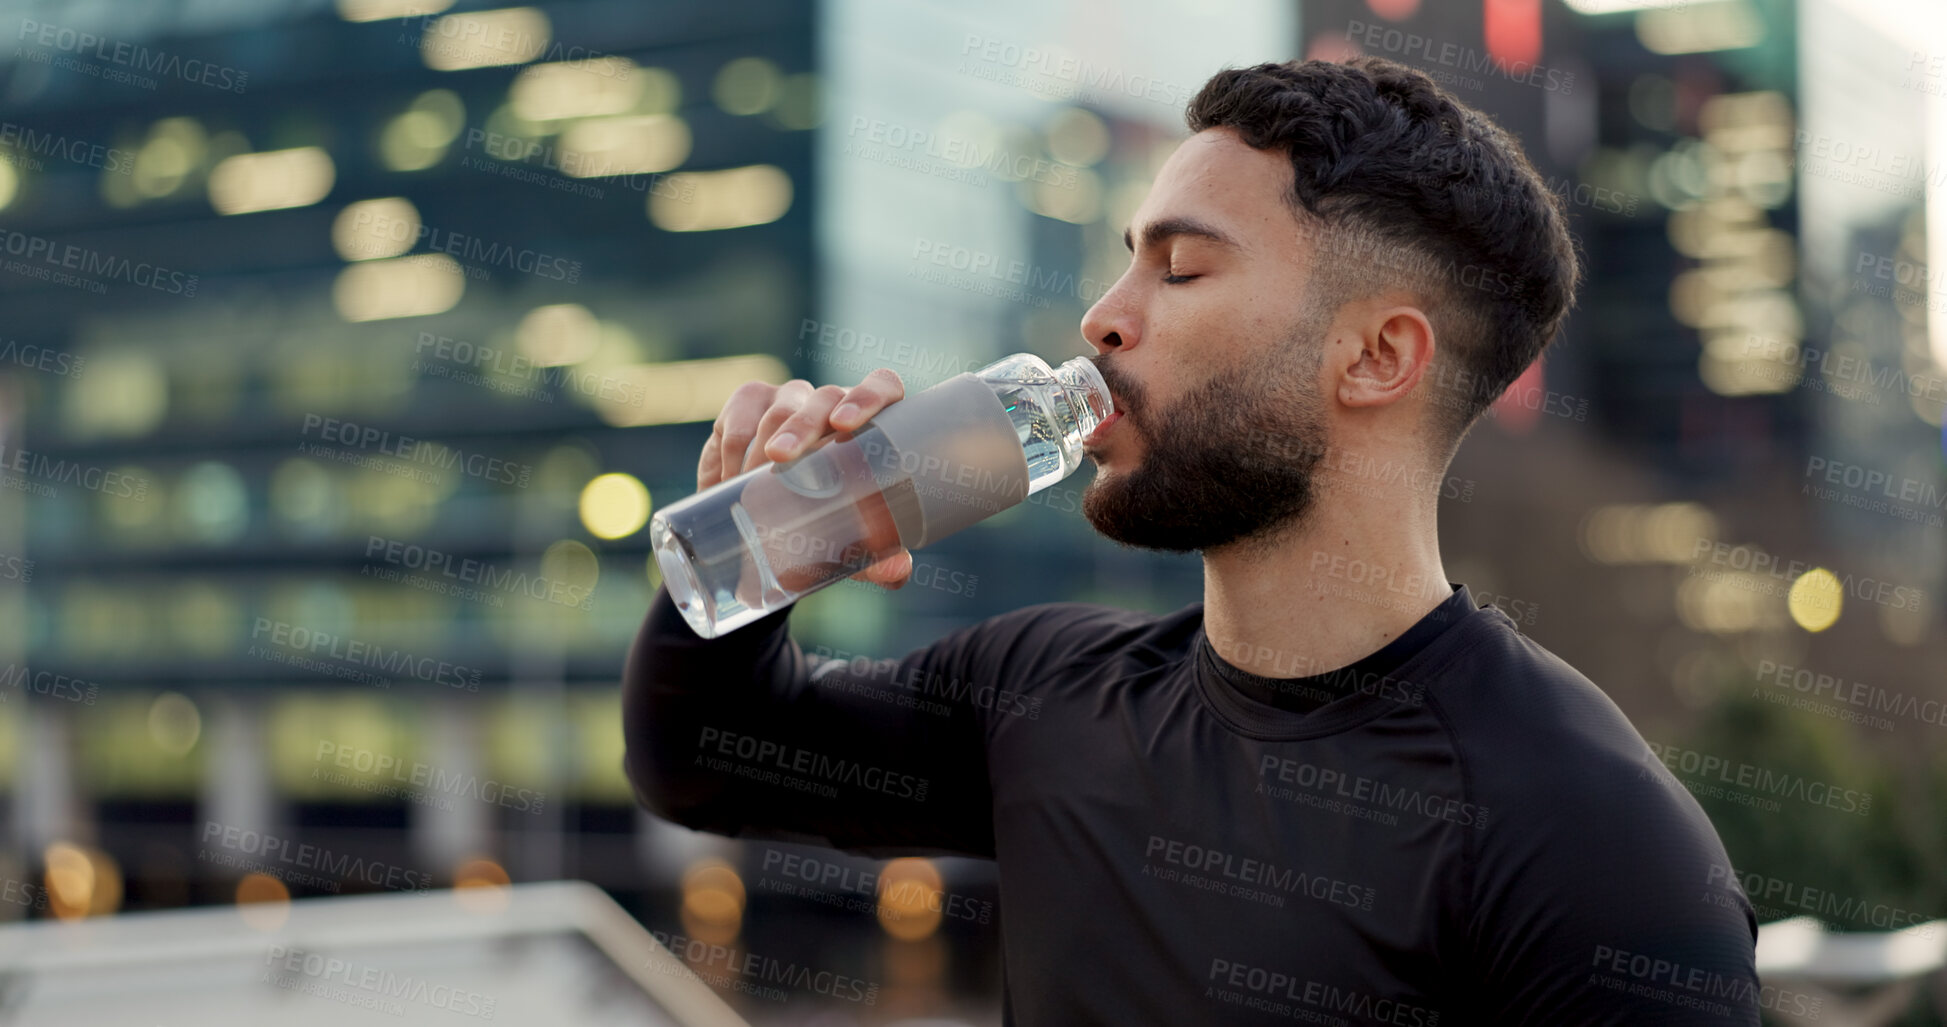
[622,581,1763,1025]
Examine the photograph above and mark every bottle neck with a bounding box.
[1054,356,1113,432]
[969,352,1113,491]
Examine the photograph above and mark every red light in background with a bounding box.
[1484,0,1542,71]
[1308,32,1365,62]
[1366,0,1420,19]
[1491,361,1546,435]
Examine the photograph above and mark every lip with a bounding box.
[1084,411,1125,449]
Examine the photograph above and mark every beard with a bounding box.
[1082,325,1330,555]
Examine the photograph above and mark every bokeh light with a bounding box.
[680,858,745,944]
[234,873,291,931]
[579,473,651,539]
[1787,568,1843,632]
[146,692,203,756]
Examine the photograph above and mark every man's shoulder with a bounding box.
[1429,614,1733,855]
[982,598,1200,632]
[1429,612,1673,798]
[1435,611,1637,739]
[954,599,1203,680]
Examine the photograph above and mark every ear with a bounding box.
[1338,306,1434,410]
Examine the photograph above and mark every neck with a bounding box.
[1200,471,1449,679]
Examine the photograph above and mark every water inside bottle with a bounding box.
[655,354,1108,639]
[655,426,903,638]
[980,356,1108,491]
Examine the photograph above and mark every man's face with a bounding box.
[1078,127,1335,553]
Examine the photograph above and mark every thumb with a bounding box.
[860,548,914,589]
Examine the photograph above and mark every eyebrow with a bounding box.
[1122,215,1241,254]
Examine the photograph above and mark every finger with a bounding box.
[766,384,849,463]
[852,547,913,589]
[745,379,815,474]
[716,381,781,484]
[830,367,906,430]
[697,431,723,490]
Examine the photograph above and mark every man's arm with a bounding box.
[622,581,1021,858]
[624,364,1014,856]
[1464,743,1763,1025]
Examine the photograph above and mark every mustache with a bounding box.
[1090,355,1142,418]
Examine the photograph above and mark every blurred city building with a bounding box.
[0,0,1941,1023]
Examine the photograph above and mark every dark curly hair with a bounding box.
[1186,56,1581,453]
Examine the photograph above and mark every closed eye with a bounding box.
[1163,273,1199,284]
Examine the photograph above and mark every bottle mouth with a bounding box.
[1055,357,1114,435]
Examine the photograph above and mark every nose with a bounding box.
[1080,276,1139,356]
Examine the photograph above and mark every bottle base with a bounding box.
[651,516,720,639]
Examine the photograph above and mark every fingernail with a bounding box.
[832,403,859,424]
[770,432,797,454]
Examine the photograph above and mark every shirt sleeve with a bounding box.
[1463,744,1764,1026]
[622,583,1051,859]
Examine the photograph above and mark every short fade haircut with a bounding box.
[1185,56,1581,455]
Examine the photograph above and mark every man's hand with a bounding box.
[697,368,914,589]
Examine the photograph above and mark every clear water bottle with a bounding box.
[650,353,1113,638]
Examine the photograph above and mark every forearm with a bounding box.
[620,584,995,856]
[621,583,794,832]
